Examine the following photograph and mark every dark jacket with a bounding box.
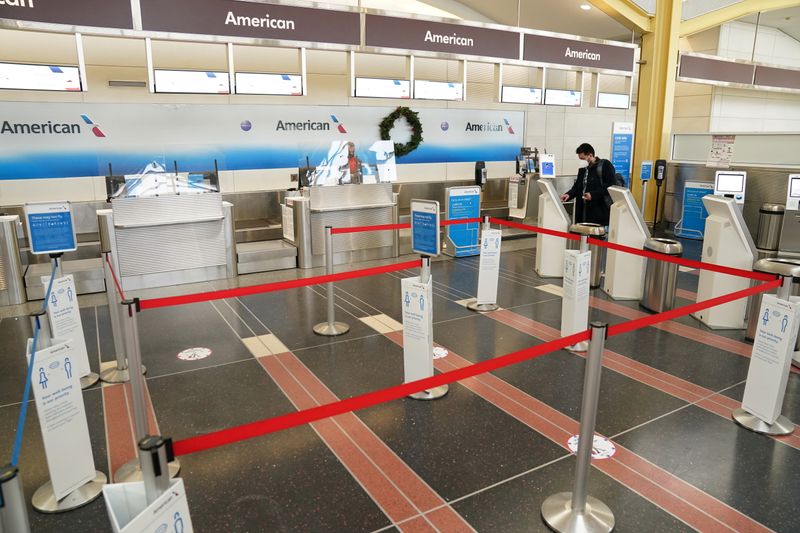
[565,159,616,225]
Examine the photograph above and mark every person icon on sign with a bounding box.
[419,295,425,311]
[174,511,185,533]
[762,310,770,327]
[39,368,48,390]
[781,315,789,333]
[404,293,411,308]
[64,357,73,379]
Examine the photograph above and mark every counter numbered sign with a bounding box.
[24,201,77,255]
[411,199,440,257]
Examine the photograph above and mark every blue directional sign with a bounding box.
[411,199,440,257]
[446,187,480,257]
[675,182,713,240]
[24,202,77,255]
[641,161,653,181]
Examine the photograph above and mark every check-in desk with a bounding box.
[285,183,398,269]
[98,192,237,292]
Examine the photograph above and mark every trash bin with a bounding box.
[745,258,800,344]
[755,203,784,252]
[568,223,607,288]
[640,238,683,313]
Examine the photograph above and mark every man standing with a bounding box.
[560,143,616,226]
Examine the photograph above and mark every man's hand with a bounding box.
[582,192,592,201]
[560,193,570,202]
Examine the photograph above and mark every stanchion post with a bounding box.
[137,436,172,506]
[313,226,350,336]
[30,310,52,350]
[482,214,491,231]
[0,464,31,533]
[579,235,589,254]
[420,255,431,284]
[114,299,179,482]
[542,322,614,533]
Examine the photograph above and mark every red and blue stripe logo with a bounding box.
[80,114,106,138]
[330,115,347,134]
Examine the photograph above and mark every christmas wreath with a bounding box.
[379,106,423,157]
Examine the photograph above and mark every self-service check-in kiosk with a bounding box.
[713,170,747,204]
[778,174,800,259]
[508,148,542,227]
[694,196,756,329]
[603,186,651,300]
[535,179,571,278]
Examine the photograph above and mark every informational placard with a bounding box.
[42,275,91,379]
[104,478,194,533]
[401,276,434,383]
[786,174,800,211]
[707,134,736,168]
[27,338,96,500]
[24,201,77,255]
[281,204,295,241]
[742,295,800,424]
[540,154,556,178]
[476,229,502,305]
[611,122,634,186]
[411,199,440,257]
[445,187,480,257]
[508,176,520,209]
[674,181,714,240]
[640,161,653,181]
[560,250,591,340]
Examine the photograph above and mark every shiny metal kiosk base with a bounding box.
[409,384,449,401]
[313,322,350,336]
[466,300,499,313]
[541,492,615,533]
[732,408,795,436]
[32,471,107,513]
[79,372,100,389]
[114,458,181,483]
[99,364,147,384]
[569,341,589,352]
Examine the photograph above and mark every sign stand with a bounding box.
[313,226,350,336]
[404,200,447,401]
[541,323,614,533]
[0,464,31,533]
[26,312,107,513]
[467,217,501,312]
[444,186,481,258]
[45,254,99,390]
[733,275,798,436]
[104,436,194,533]
[562,237,591,352]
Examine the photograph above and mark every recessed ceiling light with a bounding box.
[580,4,592,10]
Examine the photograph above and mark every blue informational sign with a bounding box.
[24,202,77,255]
[446,187,480,257]
[675,182,714,239]
[610,123,634,187]
[411,200,440,257]
[640,161,652,181]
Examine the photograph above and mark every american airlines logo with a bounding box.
[275,115,347,133]
[0,1,35,8]
[465,118,516,134]
[0,114,106,137]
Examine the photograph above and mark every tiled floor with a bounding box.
[1,237,797,532]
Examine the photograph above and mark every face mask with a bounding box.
[578,160,589,168]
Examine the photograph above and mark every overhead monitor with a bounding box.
[597,92,630,109]
[714,170,747,204]
[0,62,82,92]
[414,80,462,101]
[544,89,581,107]
[354,77,410,99]
[501,86,542,104]
[153,70,230,94]
[235,73,302,95]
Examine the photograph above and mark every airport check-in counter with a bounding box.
[284,183,397,269]
[98,189,237,292]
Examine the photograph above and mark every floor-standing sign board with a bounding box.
[611,122,634,186]
[561,250,591,343]
[402,275,434,383]
[445,187,480,257]
[411,199,440,257]
[476,229,502,305]
[23,201,77,255]
[104,478,194,533]
[40,274,92,380]
[27,339,96,500]
[742,295,800,424]
[675,181,713,239]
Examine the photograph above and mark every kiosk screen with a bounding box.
[715,172,745,193]
[790,177,800,198]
